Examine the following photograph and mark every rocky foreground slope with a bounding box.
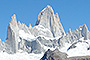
[41,49,90,60]
[0,5,90,60]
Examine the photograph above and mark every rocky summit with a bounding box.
[0,5,90,60]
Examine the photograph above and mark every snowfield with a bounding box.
[19,30,36,42]
[0,51,44,60]
[60,37,90,57]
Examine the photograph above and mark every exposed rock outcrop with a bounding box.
[35,5,65,37]
[41,49,67,60]
[5,10,62,54]
[41,49,90,60]
[60,24,90,46]
[5,14,19,53]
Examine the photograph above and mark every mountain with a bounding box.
[0,5,90,60]
[36,5,65,37]
[4,5,65,54]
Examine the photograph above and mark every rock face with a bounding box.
[5,14,33,53]
[41,49,68,60]
[41,49,90,60]
[5,14,19,53]
[60,24,90,46]
[36,5,65,37]
[1,5,90,60]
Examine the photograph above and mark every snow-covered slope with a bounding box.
[60,37,90,57]
[19,30,35,41]
[0,51,43,60]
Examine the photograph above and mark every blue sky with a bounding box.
[0,0,90,41]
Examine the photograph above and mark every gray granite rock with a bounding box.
[36,5,65,37]
[5,14,19,53]
[41,49,68,60]
[36,36,61,48]
[30,25,53,38]
[41,49,90,60]
[60,24,90,47]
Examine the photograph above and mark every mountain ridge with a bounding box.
[1,5,90,53]
[0,5,90,60]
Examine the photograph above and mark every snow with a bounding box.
[80,28,82,30]
[37,35,61,40]
[19,30,35,42]
[19,25,62,41]
[0,51,44,60]
[60,43,71,53]
[18,29,90,58]
[79,37,84,41]
[36,38,56,51]
[67,42,89,57]
[35,25,51,33]
[60,37,90,57]
[35,25,62,40]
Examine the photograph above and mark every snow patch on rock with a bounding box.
[19,30,35,42]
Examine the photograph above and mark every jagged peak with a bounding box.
[83,24,88,29]
[10,14,17,26]
[78,24,89,32]
[28,24,32,28]
[55,13,61,25]
[18,21,21,25]
[55,13,60,22]
[78,26,82,31]
[2,42,5,45]
[76,29,78,31]
[83,24,86,26]
[55,13,58,15]
[10,14,17,22]
[21,23,28,28]
[83,24,89,32]
[55,13,65,35]
[67,28,72,34]
[47,5,52,8]
[21,23,24,25]
[36,5,54,25]
[36,5,65,37]
[12,14,16,17]
[41,5,54,13]
[68,28,71,32]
